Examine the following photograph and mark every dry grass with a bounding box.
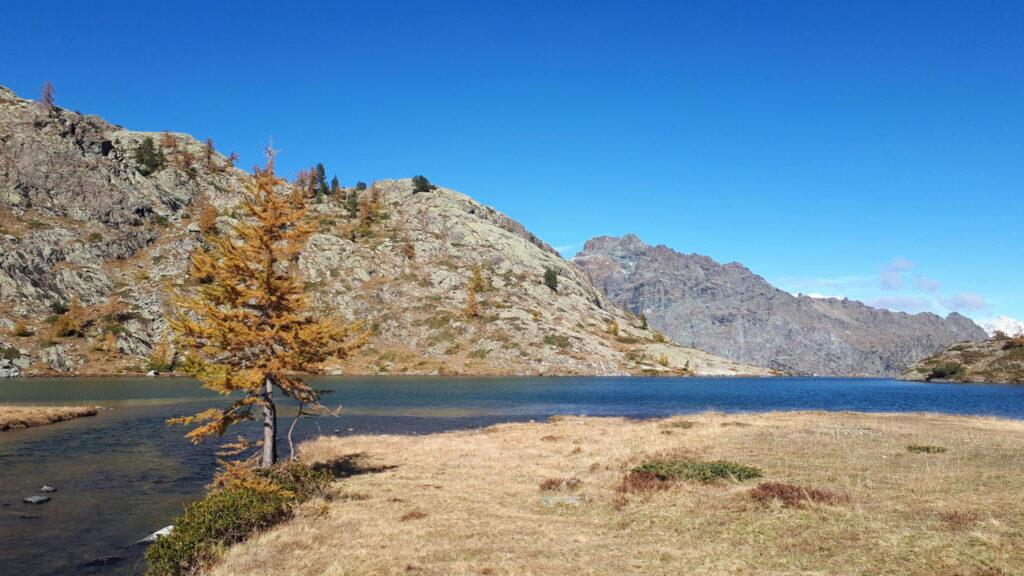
[212,411,1024,576]
[0,404,98,431]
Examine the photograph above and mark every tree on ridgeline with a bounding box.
[411,175,436,194]
[40,81,55,109]
[315,163,329,198]
[330,176,341,197]
[168,150,367,468]
[204,138,216,169]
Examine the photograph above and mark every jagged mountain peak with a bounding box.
[574,233,987,376]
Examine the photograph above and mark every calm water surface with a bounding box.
[2,375,1024,575]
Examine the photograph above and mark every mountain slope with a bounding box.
[0,85,769,378]
[573,234,987,376]
[901,337,1024,384]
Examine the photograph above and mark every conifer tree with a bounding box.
[40,81,55,109]
[465,267,485,317]
[330,176,341,196]
[315,163,329,198]
[168,151,366,468]
[136,137,166,176]
[345,188,359,218]
[204,138,216,169]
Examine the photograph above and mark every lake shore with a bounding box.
[211,410,1024,576]
[0,404,99,431]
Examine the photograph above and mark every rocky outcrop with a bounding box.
[901,337,1024,384]
[0,85,769,378]
[573,234,988,376]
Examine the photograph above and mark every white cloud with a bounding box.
[912,275,942,293]
[879,257,915,291]
[977,316,1024,337]
[939,292,988,312]
[865,295,935,314]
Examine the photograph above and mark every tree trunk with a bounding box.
[261,375,277,468]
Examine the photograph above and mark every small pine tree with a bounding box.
[543,267,558,291]
[465,267,485,318]
[411,175,436,194]
[345,189,359,218]
[329,176,341,196]
[228,152,239,167]
[40,81,55,109]
[204,138,216,169]
[639,313,648,330]
[198,203,219,233]
[355,181,367,191]
[54,298,88,337]
[315,164,329,198]
[136,137,166,176]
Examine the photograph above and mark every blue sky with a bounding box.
[2,1,1021,326]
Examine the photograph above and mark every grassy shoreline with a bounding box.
[0,404,99,431]
[209,410,1024,576]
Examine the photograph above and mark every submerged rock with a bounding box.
[40,485,57,493]
[23,495,50,504]
[81,556,123,567]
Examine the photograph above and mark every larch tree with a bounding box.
[168,151,366,468]
[40,81,55,109]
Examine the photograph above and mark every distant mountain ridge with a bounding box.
[573,234,987,376]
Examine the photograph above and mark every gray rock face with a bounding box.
[0,85,768,378]
[573,234,988,376]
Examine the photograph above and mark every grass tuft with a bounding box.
[749,482,848,508]
[907,444,947,454]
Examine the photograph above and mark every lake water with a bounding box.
[2,375,1024,575]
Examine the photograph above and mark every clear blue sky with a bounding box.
[3,1,1022,326]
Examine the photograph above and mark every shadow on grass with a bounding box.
[312,452,398,479]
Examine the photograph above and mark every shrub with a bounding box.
[355,181,367,191]
[1,345,21,361]
[638,313,648,330]
[153,214,170,227]
[652,331,667,343]
[411,175,436,194]
[14,322,35,337]
[145,462,329,576]
[136,137,166,176]
[907,444,947,454]
[543,334,571,349]
[928,362,963,380]
[616,471,675,494]
[658,353,669,367]
[749,482,847,508]
[543,268,558,292]
[605,320,619,336]
[631,459,762,484]
[539,477,582,492]
[27,220,51,230]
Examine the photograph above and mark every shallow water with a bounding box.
[2,375,1023,575]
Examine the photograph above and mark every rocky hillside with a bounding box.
[573,234,987,376]
[901,337,1024,384]
[0,85,770,378]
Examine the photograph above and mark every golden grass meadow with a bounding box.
[0,404,98,431]
[209,411,1024,576]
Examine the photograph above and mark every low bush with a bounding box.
[928,362,963,380]
[145,462,330,576]
[749,482,847,508]
[539,477,582,492]
[543,334,571,349]
[543,268,559,292]
[631,459,762,484]
[907,444,947,454]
